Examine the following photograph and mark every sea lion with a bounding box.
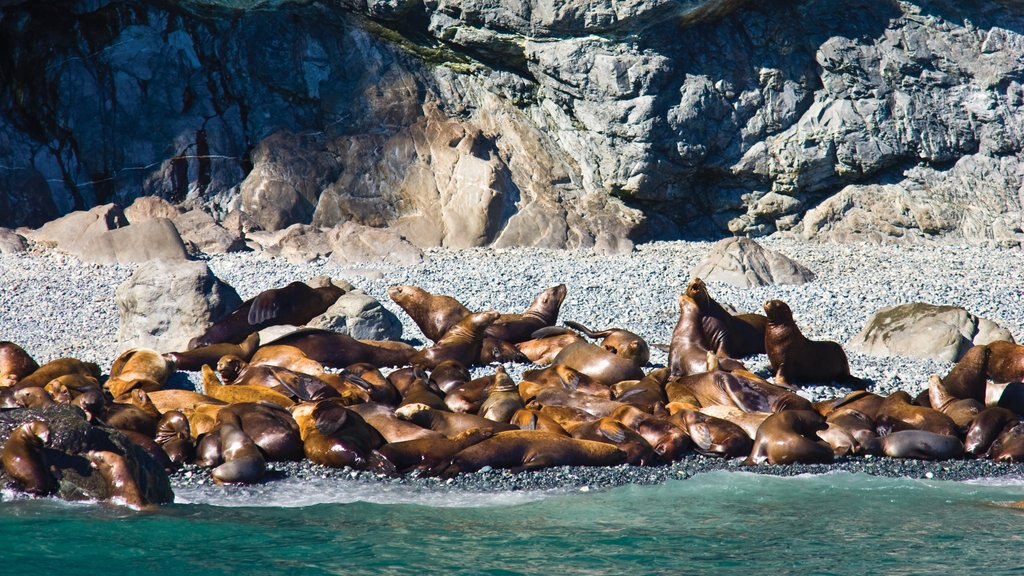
[927,374,983,430]
[564,321,650,366]
[435,430,627,476]
[568,417,657,465]
[248,345,327,376]
[987,341,1024,383]
[863,430,964,460]
[291,401,383,468]
[668,409,752,458]
[509,409,570,436]
[85,450,149,507]
[103,394,160,437]
[874,391,960,437]
[938,345,990,403]
[147,389,226,414]
[477,366,524,423]
[763,299,865,388]
[965,407,1019,456]
[528,387,626,418]
[609,404,691,462]
[521,364,612,400]
[341,363,400,406]
[824,409,878,454]
[217,402,304,462]
[164,333,261,373]
[744,410,833,466]
[15,358,100,390]
[668,294,745,377]
[610,370,667,414]
[348,402,444,444]
[686,353,811,413]
[428,360,471,395]
[485,284,568,343]
[478,337,529,364]
[988,422,1024,462]
[370,428,495,476]
[14,387,55,409]
[2,420,55,496]
[410,311,501,369]
[395,374,448,413]
[229,364,340,403]
[200,365,295,407]
[189,280,346,348]
[685,278,766,357]
[0,342,38,386]
[211,423,266,484]
[387,285,471,343]
[395,405,518,437]
[266,329,414,369]
[697,405,770,440]
[443,373,494,414]
[154,411,195,467]
[516,327,585,365]
[105,348,175,397]
[119,429,175,472]
[43,381,72,405]
[551,341,644,387]
[71,388,107,423]
[814,390,885,420]
[45,373,101,395]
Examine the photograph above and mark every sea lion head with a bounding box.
[763,300,794,324]
[387,285,424,307]
[685,278,709,307]
[217,355,246,383]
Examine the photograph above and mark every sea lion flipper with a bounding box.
[652,343,671,353]
[721,374,772,413]
[248,290,283,326]
[597,420,628,444]
[531,326,574,339]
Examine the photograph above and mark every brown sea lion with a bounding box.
[862,430,964,460]
[485,284,568,344]
[668,409,752,458]
[189,280,346,348]
[516,327,585,365]
[528,387,627,418]
[0,342,38,386]
[685,278,766,357]
[229,364,340,403]
[348,402,444,444]
[211,423,266,484]
[989,422,1024,462]
[685,353,811,413]
[568,417,656,466]
[395,405,518,437]
[43,381,72,405]
[265,329,415,369]
[387,285,472,343]
[443,373,494,414]
[551,341,644,387]
[611,371,667,414]
[410,311,501,369]
[874,391,959,437]
[14,387,55,409]
[824,409,878,454]
[119,429,175,472]
[521,364,612,399]
[744,410,833,466]
[103,394,159,437]
[697,405,771,440]
[291,401,383,468]
[965,407,1019,456]
[15,358,100,390]
[609,404,691,462]
[201,365,295,408]
[395,374,448,413]
[664,376,702,411]
[477,366,524,423]
[668,294,746,377]
[428,360,471,394]
[538,404,598,431]
[3,421,55,496]
[509,409,570,436]
[71,389,107,423]
[187,403,228,438]
[147,389,226,415]
[342,363,400,406]
[164,333,261,373]
[928,374,983,430]
[217,402,303,462]
[370,428,495,476]
[564,321,650,366]
[248,345,327,376]
[763,299,865,388]
[435,430,627,476]
[85,450,149,507]
[46,373,102,395]
[814,390,885,420]
[987,341,1024,383]
[478,338,529,364]
[105,348,175,397]
[154,411,195,468]
[939,345,990,403]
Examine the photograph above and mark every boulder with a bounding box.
[247,223,330,263]
[848,302,1015,362]
[0,228,26,254]
[690,237,815,287]
[327,221,424,266]
[116,259,243,353]
[0,405,173,505]
[25,204,127,255]
[172,209,244,255]
[124,196,181,224]
[78,218,189,264]
[307,290,403,340]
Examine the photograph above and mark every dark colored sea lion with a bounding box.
[370,429,496,476]
[552,341,644,387]
[348,402,444,444]
[154,411,195,467]
[217,402,303,462]
[443,374,493,414]
[685,278,766,357]
[939,345,990,403]
[480,284,568,344]
[387,285,472,343]
[266,329,416,369]
[986,341,1024,383]
[927,374,983,430]
[189,280,346,348]
[0,342,38,386]
[410,311,501,369]
[477,366,524,423]
[395,405,518,437]
[564,321,650,366]
[964,407,1019,456]
[568,417,657,466]
[668,294,746,377]
[744,410,833,466]
[874,391,959,437]
[85,450,150,507]
[342,364,401,406]
[668,409,752,458]
[211,423,266,484]
[610,369,668,414]
[435,430,627,476]
[164,333,261,373]
[516,328,584,365]
[609,405,691,462]
[864,430,964,460]
[104,390,160,437]
[291,401,383,469]
[3,421,55,496]
[763,299,865,388]
[509,409,570,436]
[478,337,529,364]
[988,422,1024,462]
[428,360,471,395]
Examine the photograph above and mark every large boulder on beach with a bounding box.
[0,405,173,505]
[247,224,331,263]
[307,290,403,340]
[172,209,245,255]
[328,221,424,266]
[25,204,128,255]
[690,237,815,288]
[116,259,242,353]
[78,218,190,264]
[124,196,181,223]
[848,302,1015,362]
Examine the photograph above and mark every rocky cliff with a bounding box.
[2,0,1023,248]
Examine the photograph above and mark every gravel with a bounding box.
[3,238,1024,494]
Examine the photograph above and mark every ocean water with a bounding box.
[3,471,1024,575]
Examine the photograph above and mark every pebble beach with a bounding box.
[3,238,1024,491]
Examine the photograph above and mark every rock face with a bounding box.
[0,405,173,505]
[2,1,1024,245]
[690,237,815,287]
[116,259,243,353]
[848,302,1015,362]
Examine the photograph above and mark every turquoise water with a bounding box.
[4,472,1024,575]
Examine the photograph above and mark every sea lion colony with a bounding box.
[2,277,1024,506]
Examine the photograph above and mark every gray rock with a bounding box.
[247,223,331,263]
[172,209,244,255]
[78,218,190,264]
[307,290,403,340]
[848,302,1016,362]
[25,204,128,255]
[690,237,815,287]
[124,196,181,224]
[116,259,242,353]
[328,221,424,266]
[0,227,26,254]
